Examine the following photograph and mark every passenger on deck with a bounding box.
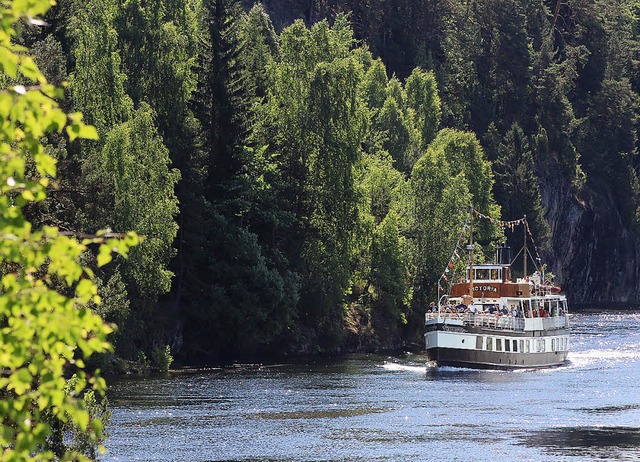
[501,306,509,315]
[429,302,437,313]
[488,305,497,314]
[511,306,518,317]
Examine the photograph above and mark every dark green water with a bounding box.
[105,312,640,461]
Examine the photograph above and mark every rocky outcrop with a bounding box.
[541,168,640,307]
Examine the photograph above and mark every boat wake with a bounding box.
[568,346,640,369]
[381,361,428,374]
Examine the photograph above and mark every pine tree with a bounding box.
[493,123,550,271]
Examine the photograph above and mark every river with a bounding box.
[104,311,640,461]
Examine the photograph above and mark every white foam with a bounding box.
[568,347,640,369]
[381,362,428,374]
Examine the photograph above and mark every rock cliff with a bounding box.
[541,169,640,307]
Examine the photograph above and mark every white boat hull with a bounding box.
[425,324,569,369]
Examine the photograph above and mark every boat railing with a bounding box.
[425,312,569,331]
[541,315,569,330]
[425,312,525,331]
[471,313,525,330]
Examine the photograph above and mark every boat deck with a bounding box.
[425,312,569,332]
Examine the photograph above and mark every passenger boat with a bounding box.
[424,209,570,369]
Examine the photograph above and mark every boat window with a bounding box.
[525,340,530,353]
[551,338,556,351]
[513,340,518,352]
[491,269,499,281]
[496,338,502,351]
[505,339,510,352]
[475,268,490,280]
[486,337,493,351]
[519,340,524,353]
[536,339,545,352]
[476,336,483,349]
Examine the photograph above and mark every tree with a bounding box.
[68,0,133,136]
[239,2,280,101]
[428,128,500,246]
[98,103,181,350]
[405,67,442,150]
[531,26,588,187]
[403,141,471,308]
[198,0,251,205]
[361,58,388,114]
[0,0,137,458]
[302,53,367,345]
[374,96,420,174]
[492,123,550,268]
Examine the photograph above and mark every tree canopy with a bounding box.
[7,0,640,368]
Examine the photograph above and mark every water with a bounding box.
[105,311,640,461]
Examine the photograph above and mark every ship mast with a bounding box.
[523,214,527,279]
[468,208,474,298]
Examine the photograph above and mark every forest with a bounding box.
[10,0,640,369]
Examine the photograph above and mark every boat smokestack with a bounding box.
[497,246,511,265]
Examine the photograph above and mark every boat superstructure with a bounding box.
[425,209,569,369]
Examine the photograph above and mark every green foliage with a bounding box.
[405,68,441,150]
[45,376,112,460]
[427,128,501,246]
[100,103,180,301]
[0,0,138,459]
[260,16,368,348]
[403,137,472,306]
[114,0,199,138]
[150,345,173,372]
[69,0,133,135]
[370,212,410,328]
[361,59,388,113]
[14,0,640,362]
[240,2,280,100]
[491,123,550,266]
[184,211,299,357]
[374,96,420,174]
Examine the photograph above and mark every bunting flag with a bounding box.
[438,207,548,295]
[525,220,542,263]
[438,209,543,293]
[472,207,529,228]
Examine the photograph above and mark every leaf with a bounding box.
[97,246,113,267]
[76,122,99,140]
[0,46,19,78]
[19,56,42,83]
